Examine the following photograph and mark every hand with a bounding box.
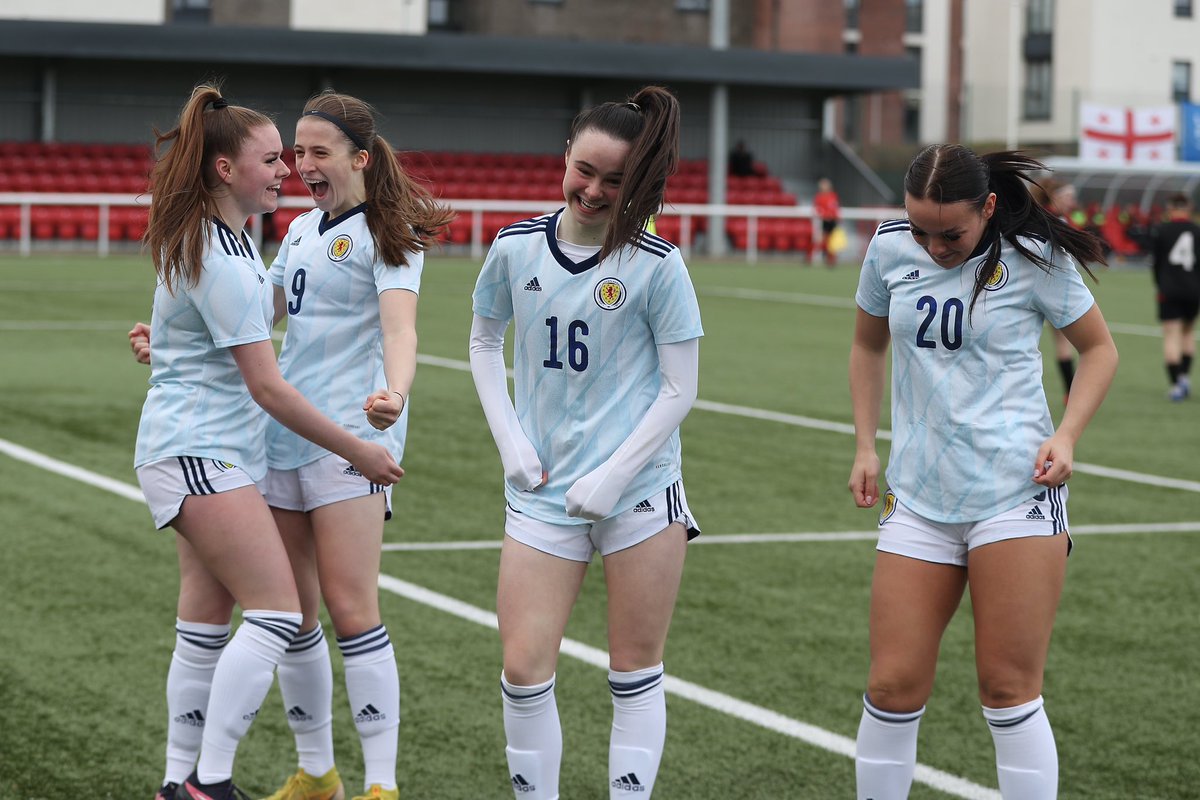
[565,463,620,521]
[1032,435,1074,486]
[350,441,405,485]
[128,322,151,365]
[502,436,546,492]
[848,450,881,508]
[363,389,404,431]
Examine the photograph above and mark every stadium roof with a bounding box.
[0,19,918,93]
[1042,156,1200,209]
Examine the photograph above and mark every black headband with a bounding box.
[303,110,369,152]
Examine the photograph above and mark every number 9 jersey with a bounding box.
[855,218,1095,523]
[472,209,704,526]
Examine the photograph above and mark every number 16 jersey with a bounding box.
[472,210,704,525]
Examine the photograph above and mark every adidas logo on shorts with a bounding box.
[1026,505,1046,520]
[524,277,542,292]
[633,500,655,513]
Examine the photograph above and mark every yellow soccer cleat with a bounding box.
[350,786,397,800]
[261,767,345,800]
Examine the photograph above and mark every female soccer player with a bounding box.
[132,84,402,800]
[847,145,1118,800]
[469,85,703,800]
[260,91,453,800]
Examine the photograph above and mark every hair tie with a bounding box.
[625,101,641,112]
[303,109,369,152]
[210,98,229,110]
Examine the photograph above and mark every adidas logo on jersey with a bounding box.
[355,704,386,723]
[291,236,302,246]
[902,270,920,280]
[173,709,205,727]
[511,774,536,793]
[286,705,313,722]
[633,500,655,513]
[1026,505,1046,520]
[611,772,646,791]
[524,277,542,292]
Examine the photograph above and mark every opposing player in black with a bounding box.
[1150,194,1200,401]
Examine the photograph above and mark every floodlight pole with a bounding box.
[707,0,730,258]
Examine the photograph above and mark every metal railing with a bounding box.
[0,193,903,264]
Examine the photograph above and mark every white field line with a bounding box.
[406,352,1200,494]
[0,437,1000,799]
[11,323,1191,494]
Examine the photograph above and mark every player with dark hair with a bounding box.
[848,145,1118,799]
[1149,193,1200,401]
[470,85,702,799]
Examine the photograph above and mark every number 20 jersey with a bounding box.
[472,209,704,525]
[855,219,1095,523]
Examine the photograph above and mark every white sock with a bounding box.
[856,693,924,800]
[196,610,301,784]
[983,695,1058,800]
[277,625,335,776]
[163,619,229,786]
[501,671,560,800]
[339,625,399,790]
[608,664,666,798]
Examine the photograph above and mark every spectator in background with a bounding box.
[728,139,755,177]
[814,177,841,266]
[1149,193,1200,401]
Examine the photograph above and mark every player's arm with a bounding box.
[565,337,698,521]
[1032,304,1118,487]
[848,307,890,507]
[468,313,545,491]
[272,284,288,327]
[364,288,418,431]
[231,339,404,485]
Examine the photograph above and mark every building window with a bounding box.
[1174,61,1192,103]
[845,0,860,30]
[530,0,563,4]
[171,0,210,23]
[1023,60,1052,120]
[905,0,923,33]
[1026,0,1054,33]
[904,95,921,143]
[1175,0,1193,18]
[676,0,710,10]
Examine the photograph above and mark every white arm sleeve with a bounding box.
[565,337,699,521]
[468,313,544,492]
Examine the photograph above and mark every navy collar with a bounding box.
[545,208,601,275]
[319,202,368,236]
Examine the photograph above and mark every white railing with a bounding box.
[0,193,903,264]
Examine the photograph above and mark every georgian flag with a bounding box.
[1080,103,1176,164]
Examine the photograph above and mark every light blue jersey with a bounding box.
[472,210,704,525]
[134,219,274,480]
[856,219,1095,523]
[267,204,422,470]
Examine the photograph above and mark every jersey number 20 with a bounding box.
[916,295,964,350]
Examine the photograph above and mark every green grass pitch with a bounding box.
[0,252,1197,799]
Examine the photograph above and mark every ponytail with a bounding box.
[146,83,273,293]
[568,85,680,261]
[905,144,1107,317]
[301,90,454,267]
